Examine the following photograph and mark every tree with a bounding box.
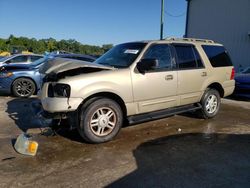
[0,35,111,55]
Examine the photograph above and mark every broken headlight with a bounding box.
[48,83,71,98]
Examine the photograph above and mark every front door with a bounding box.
[132,43,178,114]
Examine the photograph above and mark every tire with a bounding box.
[78,98,123,143]
[199,88,221,119]
[12,78,36,98]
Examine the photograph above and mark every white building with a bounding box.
[185,0,250,71]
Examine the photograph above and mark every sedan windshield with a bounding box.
[242,67,250,74]
[0,56,13,62]
[95,42,146,68]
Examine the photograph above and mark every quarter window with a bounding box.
[143,44,172,70]
[202,45,233,67]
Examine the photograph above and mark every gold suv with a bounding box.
[39,38,235,143]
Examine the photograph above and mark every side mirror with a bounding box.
[137,58,158,74]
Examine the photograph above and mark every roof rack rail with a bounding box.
[165,37,214,43]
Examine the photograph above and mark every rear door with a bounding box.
[173,44,207,105]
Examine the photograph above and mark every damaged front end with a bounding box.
[38,57,115,129]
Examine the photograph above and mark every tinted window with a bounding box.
[30,55,42,62]
[143,44,172,70]
[8,56,28,63]
[202,45,233,67]
[193,48,204,68]
[174,45,201,69]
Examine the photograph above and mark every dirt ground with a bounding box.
[0,96,250,188]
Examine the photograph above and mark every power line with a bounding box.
[165,10,186,18]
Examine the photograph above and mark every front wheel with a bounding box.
[12,78,36,98]
[77,98,123,143]
[199,89,221,119]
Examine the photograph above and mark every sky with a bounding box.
[0,0,187,46]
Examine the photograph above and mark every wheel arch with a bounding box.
[206,82,224,97]
[79,92,127,118]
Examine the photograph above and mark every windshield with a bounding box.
[0,56,12,62]
[242,67,250,74]
[95,42,146,68]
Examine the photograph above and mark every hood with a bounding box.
[235,74,250,84]
[39,57,114,74]
[0,64,33,72]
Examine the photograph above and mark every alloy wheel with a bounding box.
[205,94,218,114]
[89,107,117,136]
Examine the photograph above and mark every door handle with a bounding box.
[165,75,173,80]
[201,72,207,77]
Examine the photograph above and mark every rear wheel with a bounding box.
[78,98,123,143]
[12,78,36,98]
[199,89,221,119]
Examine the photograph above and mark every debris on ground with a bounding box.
[14,133,38,156]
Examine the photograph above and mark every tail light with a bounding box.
[230,68,235,80]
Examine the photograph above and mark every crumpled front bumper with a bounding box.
[38,83,83,113]
[41,97,83,113]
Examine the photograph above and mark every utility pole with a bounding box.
[160,0,164,40]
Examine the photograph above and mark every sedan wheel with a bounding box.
[12,78,36,97]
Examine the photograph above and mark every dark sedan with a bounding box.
[234,67,250,98]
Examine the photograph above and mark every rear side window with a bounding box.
[202,45,233,67]
[30,55,42,62]
[174,45,204,69]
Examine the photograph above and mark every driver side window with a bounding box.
[143,44,172,71]
[6,56,28,64]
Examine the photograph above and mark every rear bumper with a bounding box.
[223,86,235,97]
